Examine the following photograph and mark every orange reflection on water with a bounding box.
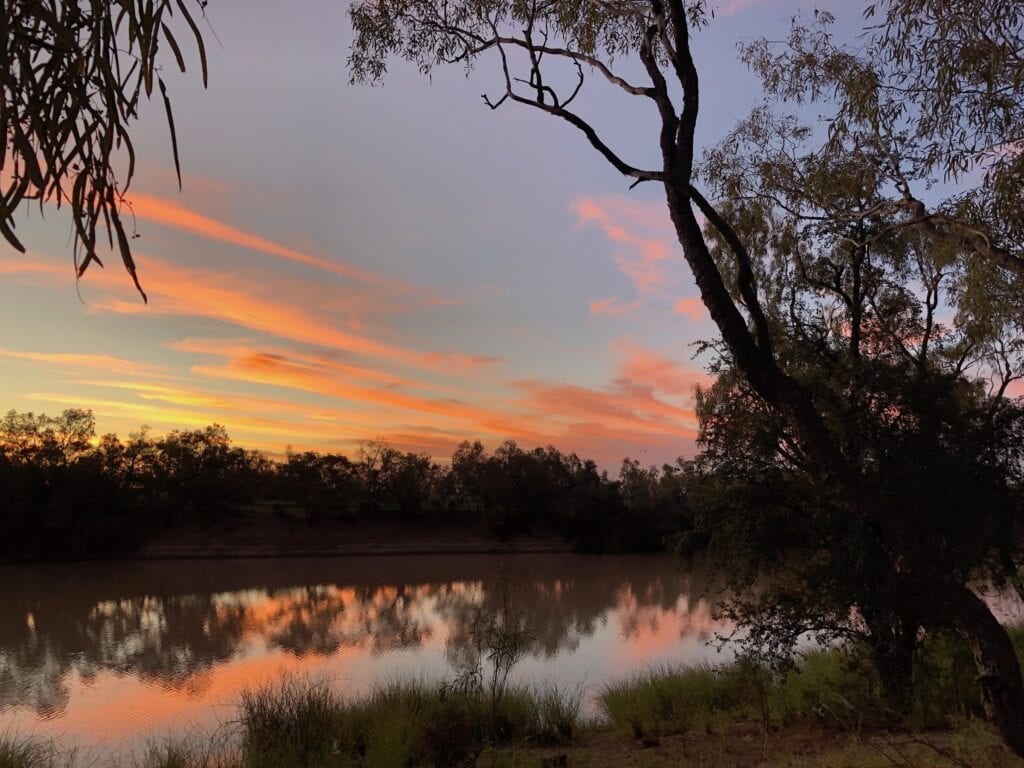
[1,555,734,753]
[44,646,366,746]
[611,581,727,670]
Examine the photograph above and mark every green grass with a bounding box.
[4,629,1024,767]
[598,626,1024,741]
[234,675,581,768]
[239,677,343,767]
[599,662,754,739]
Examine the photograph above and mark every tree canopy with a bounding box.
[348,0,1024,751]
[3,0,1024,754]
[0,408,694,561]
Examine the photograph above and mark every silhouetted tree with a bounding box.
[281,450,360,524]
[347,0,1024,750]
[2,1,211,295]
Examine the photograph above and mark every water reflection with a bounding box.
[0,554,721,745]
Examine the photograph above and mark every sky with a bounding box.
[0,0,859,469]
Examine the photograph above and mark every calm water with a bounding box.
[0,554,734,752]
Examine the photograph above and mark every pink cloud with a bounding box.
[572,196,677,297]
[589,295,644,317]
[672,297,707,323]
[611,341,710,399]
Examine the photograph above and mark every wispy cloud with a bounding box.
[573,195,676,297]
[2,190,708,468]
[0,348,169,378]
[589,295,644,317]
[128,193,418,293]
[86,255,501,375]
[0,260,66,277]
[611,341,710,399]
[571,195,706,324]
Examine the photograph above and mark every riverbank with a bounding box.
[6,634,1024,768]
[6,723,1018,768]
[133,516,574,560]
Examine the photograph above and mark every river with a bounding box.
[1,553,739,754]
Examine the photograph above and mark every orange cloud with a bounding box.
[611,342,709,399]
[165,338,697,460]
[86,255,500,375]
[589,295,644,317]
[0,348,169,377]
[7,247,702,465]
[24,389,449,455]
[127,193,419,293]
[0,260,66,277]
[519,381,696,437]
[671,297,707,323]
[192,351,515,434]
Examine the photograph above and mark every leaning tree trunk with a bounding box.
[659,180,1024,757]
[944,581,1024,754]
[635,10,1024,751]
[861,606,919,714]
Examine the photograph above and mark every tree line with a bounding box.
[0,408,692,561]
[7,0,1024,754]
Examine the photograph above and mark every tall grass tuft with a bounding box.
[532,684,581,746]
[600,625,1024,742]
[232,675,582,768]
[239,677,342,768]
[599,662,750,740]
[131,737,235,768]
[0,735,55,768]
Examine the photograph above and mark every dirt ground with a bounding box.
[136,506,571,559]
[482,722,1024,768]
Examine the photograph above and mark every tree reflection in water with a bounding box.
[0,554,721,720]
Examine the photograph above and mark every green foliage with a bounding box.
[235,605,576,766]
[130,740,230,768]
[0,409,269,561]
[684,356,1024,704]
[600,663,750,739]
[347,0,667,84]
[600,628,1024,741]
[689,3,1024,694]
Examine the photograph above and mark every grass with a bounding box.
[598,627,1024,743]
[235,675,581,768]
[0,734,56,768]
[4,629,1024,767]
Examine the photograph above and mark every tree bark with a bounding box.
[944,582,1024,755]
[862,607,918,713]
[659,142,1024,761]
[636,3,1024,754]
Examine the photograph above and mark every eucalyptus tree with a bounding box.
[347,0,1024,750]
[1,0,209,297]
[694,9,1024,695]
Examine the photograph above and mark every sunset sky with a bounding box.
[0,0,856,468]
